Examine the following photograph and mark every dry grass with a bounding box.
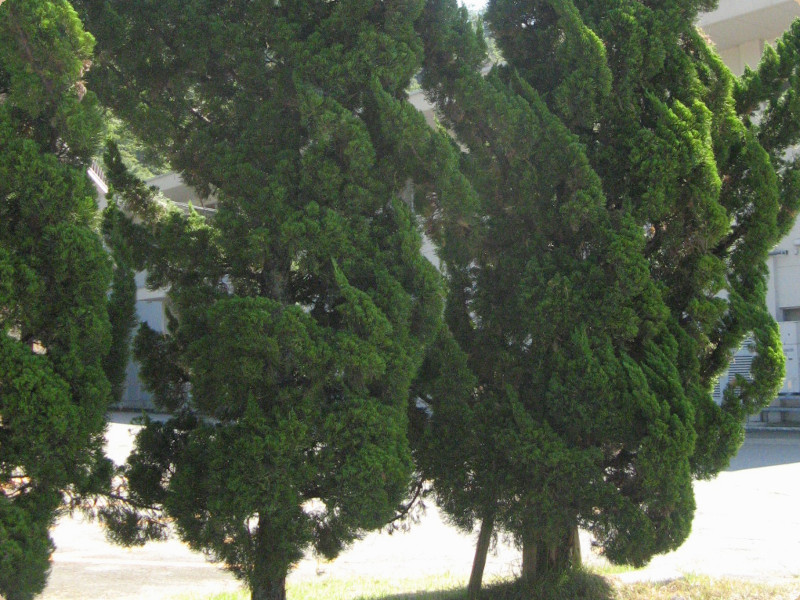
[191,572,800,600]
[174,573,465,600]
[614,574,800,600]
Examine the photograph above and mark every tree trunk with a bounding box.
[467,514,494,600]
[520,526,540,583]
[570,524,581,566]
[251,575,286,600]
[251,516,289,600]
[520,523,581,584]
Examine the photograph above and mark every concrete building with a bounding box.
[700,1,800,425]
[699,0,800,77]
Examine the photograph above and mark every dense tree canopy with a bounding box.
[72,1,473,598]
[412,0,795,591]
[0,2,113,599]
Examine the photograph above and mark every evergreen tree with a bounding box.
[72,2,468,598]
[414,0,794,592]
[0,2,112,599]
[102,203,137,405]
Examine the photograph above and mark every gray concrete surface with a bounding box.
[617,430,800,583]
[45,414,240,600]
[41,416,800,599]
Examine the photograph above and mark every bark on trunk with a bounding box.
[520,526,540,583]
[521,523,581,583]
[467,514,494,600]
[250,576,286,600]
[570,524,581,566]
[251,516,289,600]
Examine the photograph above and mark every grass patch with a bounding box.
[174,573,465,600]
[290,574,465,600]
[588,562,637,576]
[479,570,613,600]
[188,572,800,600]
[614,574,800,600]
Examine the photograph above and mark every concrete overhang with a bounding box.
[147,172,218,212]
[147,172,199,205]
[699,0,800,50]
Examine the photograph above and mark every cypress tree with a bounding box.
[72,2,468,598]
[101,204,137,405]
[414,0,793,592]
[0,2,112,599]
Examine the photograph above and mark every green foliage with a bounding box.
[735,20,800,239]
[102,202,137,405]
[97,113,170,181]
[73,1,465,597]
[0,0,102,162]
[0,1,112,598]
[413,0,793,585]
[0,495,53,600]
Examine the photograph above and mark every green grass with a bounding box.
[289,574,465,600]
[588,562,637,576]
[184,571,800,600]
[173,573,465,600]
[615,574,800,600]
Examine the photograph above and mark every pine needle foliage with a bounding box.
[0,2,113,598]
[71,2,474,599]
[101,202,137,405]
[412,0,795,588]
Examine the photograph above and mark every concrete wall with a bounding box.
[767,229,800,321]
[699,0,800,75]
[700,1,800,415]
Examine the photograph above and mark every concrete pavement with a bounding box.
[617,430,800,582]
[45,414,239,600]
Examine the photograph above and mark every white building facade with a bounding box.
[701,1,800,425]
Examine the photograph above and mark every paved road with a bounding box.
[41,417,800,599]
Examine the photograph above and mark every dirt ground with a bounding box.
[41,415,800,599]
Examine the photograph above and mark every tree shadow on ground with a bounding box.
[352,591,462,600]
[353,570,615,600]
[727,431,800,471]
